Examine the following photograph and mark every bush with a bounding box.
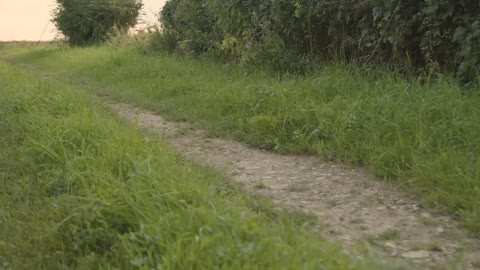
[52,0,143,46]
[159,0,480,80]
[160,0,219,54]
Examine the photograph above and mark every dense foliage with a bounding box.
[160,0,479,80]
[160,0,219,53]
[53,0,142,45]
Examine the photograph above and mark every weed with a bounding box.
[378,230,401,241]
[253,180,268,190]
[287,181,310,192]
[350,218,365,225]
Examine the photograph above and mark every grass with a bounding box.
[0,61,400,269]
[1,45,480,234]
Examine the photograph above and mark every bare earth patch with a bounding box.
[110,102,480,269]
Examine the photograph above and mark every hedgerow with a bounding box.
[160,0,479,80]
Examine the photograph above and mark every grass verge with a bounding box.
[0,61,395,269]
[1,46,480,234]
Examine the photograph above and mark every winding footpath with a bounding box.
[113,102,478,268]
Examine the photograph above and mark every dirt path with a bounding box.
[110,102,479,269]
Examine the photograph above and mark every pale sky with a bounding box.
[0,0,166,41]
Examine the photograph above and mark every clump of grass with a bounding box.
[377,230,400,241]
[0,62,397,269]
[366,230,400,246]
[2,46,480,233]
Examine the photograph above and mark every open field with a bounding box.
[2,46,479,234]
[3,0,480,267]
[1,43,480,268]
[0,60,396,269]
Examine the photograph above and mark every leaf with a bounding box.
[372,7,383,22]
[453,27,466,42]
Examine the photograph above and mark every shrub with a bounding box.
[160,0,219,54]
[159,0,480,80]
[52,0,143,46]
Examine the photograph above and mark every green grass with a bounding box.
[1,45,480,234]
[0,61,400,269]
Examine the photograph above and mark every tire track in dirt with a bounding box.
[110,102,480,269]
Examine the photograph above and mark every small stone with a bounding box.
[340,235,353,242]
[384,241,398,250]
[436,227,445,234]
[401,250,430,259]
[421,212,431,218]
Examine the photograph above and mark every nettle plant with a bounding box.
[53,0,143,46]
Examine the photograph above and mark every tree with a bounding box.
[53,0,143,46]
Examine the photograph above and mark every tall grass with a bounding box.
[0,61,395,269]
[2,46,480,233]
